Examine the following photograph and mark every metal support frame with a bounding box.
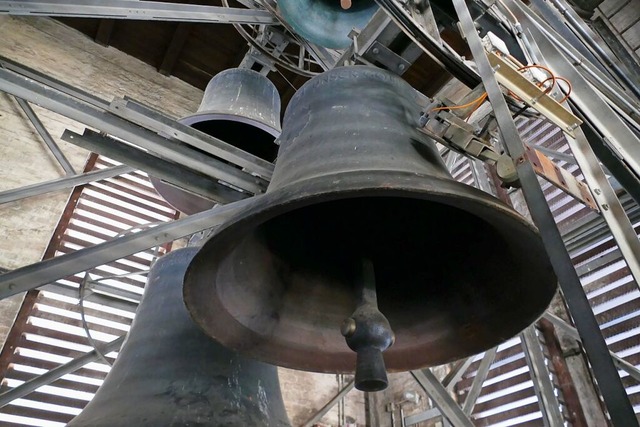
[0,197,252,300]
[545,0,640,99]
[544,312,640,383]
[520,20,640,288]
[301,380,355,427]
[503,0,640,127]
[109,98,274,179]
[0,164,133,204]
[521,326,565,426]
[411,370,475,427]
[453,0,638,423]
[336,8,423,76]
[62,129,245,204]
[461,348,497,415]
[13,96,76,175]
[0,0,278,25]
[442,357,475,392]
[0,68,267,195]
[0,335,125,408]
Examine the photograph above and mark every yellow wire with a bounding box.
[430,92,487,113]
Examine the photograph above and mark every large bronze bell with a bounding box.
[278,0,378,49]
[68,247,291,426]
[151,68,281,215]
[183,66,557,390]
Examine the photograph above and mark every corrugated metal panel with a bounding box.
[453,116,640,425]
[0,156,178,426]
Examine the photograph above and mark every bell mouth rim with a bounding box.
[180,112,282,137]
[183,170,557,373]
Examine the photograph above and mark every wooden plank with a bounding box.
[622,20,640,50]
[599,0,631,18]
[610,1,640,32]
[159,23,192,76]
[95,19,116,46]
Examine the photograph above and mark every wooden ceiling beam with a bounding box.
[159,23,193,76]
[95,19,116,46]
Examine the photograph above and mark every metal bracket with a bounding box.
[486,51,582,137]
[523,145,598,210]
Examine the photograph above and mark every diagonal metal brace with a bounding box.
[0,197,253,300]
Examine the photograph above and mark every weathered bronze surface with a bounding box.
[151,68,281,215]
[68,247,290,427]
[183,66,558,374]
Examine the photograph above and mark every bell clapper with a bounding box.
[340,0,352,10]
[341,258,395,392]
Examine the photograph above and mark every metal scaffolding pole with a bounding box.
[13,97,76,175]
[0,68,267,195]
[301,380,355,427]
[453,0,637,423]
[0,197,252,300]
[0,0,278,25]
[411,370,475,427]
[0,164,133,204]
[521,327,565,426]
[461,348,497,415]
[61,129,246,204]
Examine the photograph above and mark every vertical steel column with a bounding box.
[451,0,638,424]
[521,327,565,426]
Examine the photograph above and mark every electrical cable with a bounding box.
[429,92,488,113]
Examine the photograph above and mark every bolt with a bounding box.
[594,188,602,195]
[372,47,380,55]
[398,63,406,71]
[341,318,357,337]
[602,203,609,211]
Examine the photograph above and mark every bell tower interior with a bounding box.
[0,0,639,425]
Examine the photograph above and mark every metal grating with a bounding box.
[0,155,179,426]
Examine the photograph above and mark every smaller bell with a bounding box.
[151,68,281,215]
